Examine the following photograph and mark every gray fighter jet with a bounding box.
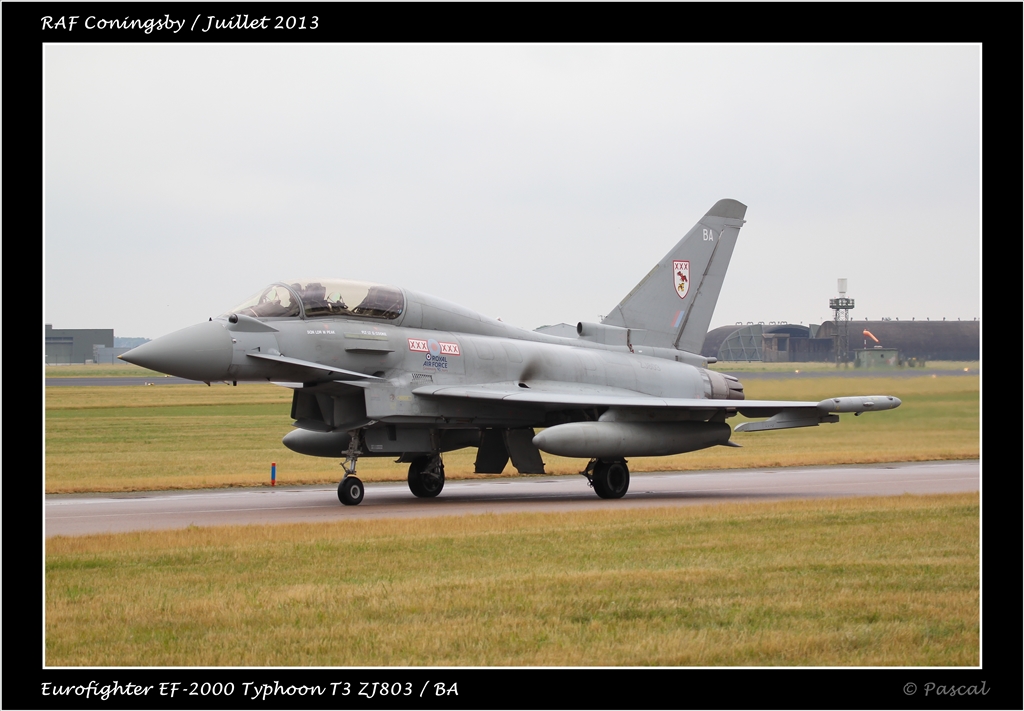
[121,199,900,505]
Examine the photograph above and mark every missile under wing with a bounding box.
[121,199,900,505]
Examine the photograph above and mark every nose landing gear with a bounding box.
[338,430,365,506]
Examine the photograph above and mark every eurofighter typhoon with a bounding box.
[121,200,900,505]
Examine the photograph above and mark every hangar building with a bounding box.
[702,320,979,363]
[45,325,135,364]
[45,325,113,364]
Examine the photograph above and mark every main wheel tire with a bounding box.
[408,456,445,498]
[592,460,629,499]
[338,476,364,506]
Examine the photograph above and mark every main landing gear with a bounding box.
[408,455,445,498]
[582,459,630,499]
[337,431,364,506]
[334,429,446,505]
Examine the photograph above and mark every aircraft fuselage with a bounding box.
[133,292,735,429]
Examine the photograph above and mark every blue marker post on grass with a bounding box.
[271,462,276,487]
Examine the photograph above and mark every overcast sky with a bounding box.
[44,44,980,339]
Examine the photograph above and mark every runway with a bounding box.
[719,369,975,379]
[45,460,979,537]
[45,376,198,387]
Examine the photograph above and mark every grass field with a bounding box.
[44,373,979,493]
[44,493,979,666]
[44,362,165,378]
[710,360,978,373]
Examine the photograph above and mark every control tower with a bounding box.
[829,279,855,365]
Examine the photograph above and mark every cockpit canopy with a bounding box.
[224,279,405,320]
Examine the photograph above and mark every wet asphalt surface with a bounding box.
[46,461,979,536]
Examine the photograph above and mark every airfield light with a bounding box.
[271,462,276,487]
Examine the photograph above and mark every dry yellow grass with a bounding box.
[45,362,165,377]
[44,374,978,493]
[710,360,978,373]
[45,493,979,666]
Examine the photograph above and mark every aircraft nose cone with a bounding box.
[120,321,233,381]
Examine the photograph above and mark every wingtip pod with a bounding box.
[817,396,902,413]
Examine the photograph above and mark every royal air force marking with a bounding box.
[409,338,461,370]
[407,338,461,356]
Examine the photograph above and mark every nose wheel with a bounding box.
[337,429,366,506]
[338,476,364,505]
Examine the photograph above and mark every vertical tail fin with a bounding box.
[602,198,747,354]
